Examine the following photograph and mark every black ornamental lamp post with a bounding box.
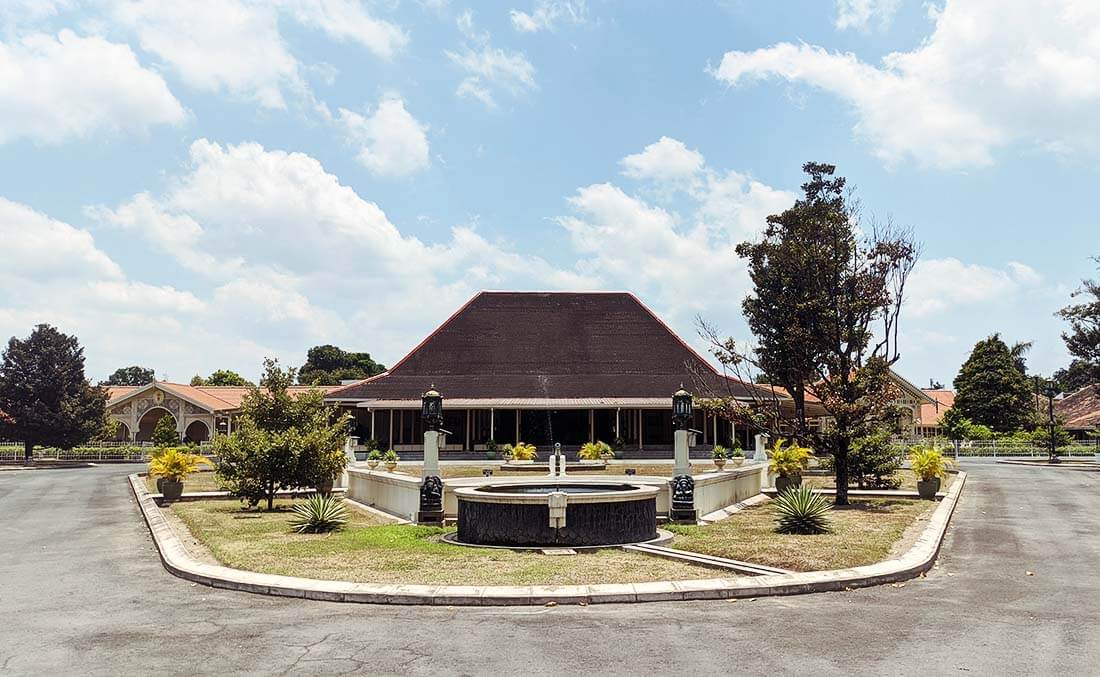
[422,386,443,432]
[672,386,693,431]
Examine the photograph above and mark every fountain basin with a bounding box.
[454,481,658,547]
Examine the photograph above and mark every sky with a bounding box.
[1,0,1097,388]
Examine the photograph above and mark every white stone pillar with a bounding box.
[674,428,690,477]
[489,408,495,441]
[754,433,769,461]
[423,430,440,477]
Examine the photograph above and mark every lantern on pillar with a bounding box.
[672,386,693,430]
[422,386,443,432]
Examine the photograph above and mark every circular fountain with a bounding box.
[453,481,659,547]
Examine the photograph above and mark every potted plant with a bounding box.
[612,436,626,459]
[579,441,613,463]
[769,438,812,494]
[383,449,399,471]
[148,448,207,501]
[366,448,382,469]
[909,446,950,499]
[485,438,499,460]
[711,444,728,470]
[500,443,514,462]
[511,442,537,463]
[356,438,379,462]
[730,448,745,468]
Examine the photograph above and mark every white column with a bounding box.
[515,409,520,443]
[754,433,768,461]
[589,409,595,442]
[674,428,690,477]
[712,415,717,446]
[465,410,471,450]
[388,409,393,448]
[490,408,495,441]
[615,408,620,438]
[370,409,375,440]
[423,430,440,477]
[638,410,644,450]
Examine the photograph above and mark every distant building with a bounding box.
[1055,384,1100,440]
[914,389,955,438]
[105,382,339,443]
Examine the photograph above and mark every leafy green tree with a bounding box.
[939,407,971,454]
[701,162,919,505]
[953,334,1035,433]
[151,414,179,446]
[214,359,349,509]
[190,369,253,387]
[0,325,107,461]
[822,427,902,489]
[102,365,155,386]
[1056,258,1100,391]
[298,345,385,385]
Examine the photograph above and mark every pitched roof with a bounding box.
[917,389,955,426]
[106,382,340,413]
[1055,384,1100,430]
[328,291,759,402]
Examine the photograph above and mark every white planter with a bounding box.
[1094,453,1100,465]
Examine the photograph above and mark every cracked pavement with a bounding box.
[1,462,1098,675]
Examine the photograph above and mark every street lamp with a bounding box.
[672,386,693,430]
[422,386,443,432]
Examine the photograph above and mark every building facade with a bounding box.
[326,292,772,454]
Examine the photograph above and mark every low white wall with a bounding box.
[346,468,422,521]
[692,463,768,516]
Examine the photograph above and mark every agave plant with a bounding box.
[289,495,349,534]
[773,485,832,535]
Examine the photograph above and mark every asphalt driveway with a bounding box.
[1,462,1097,675]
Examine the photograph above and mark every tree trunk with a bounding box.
[834,439,850,506]
[23,440,33,463]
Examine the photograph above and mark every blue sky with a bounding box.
[1,0,1096,388]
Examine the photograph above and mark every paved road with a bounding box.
[1,463,1097,676]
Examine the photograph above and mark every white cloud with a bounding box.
[447,11,536,108]
[835,0,901,31]
[510,1,588,33]
[1,198,122,280]
[620,136,705,182]
[108,0,406,109]
[337,96,430,177]
[906,258,1042,317]
[0,30,185,144]
[713,0,1100,169]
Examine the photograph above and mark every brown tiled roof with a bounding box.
[107,382,340,413]
[1055,384,1100,430]
[918,389,955,426]
[328,291,759,402]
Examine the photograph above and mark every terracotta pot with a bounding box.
[916,477,940,500]
[774,474,802,494]
[161,479,183,501]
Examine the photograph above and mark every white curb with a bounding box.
[130,471,966,606]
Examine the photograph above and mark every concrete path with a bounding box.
[1,462,1097,675]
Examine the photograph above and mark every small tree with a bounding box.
[939,407,971,455]
[191,369,253,387]
[151,415,179,447]
[214,359,349,509]
[101,366,155,386]
[0,325,107,461]
[953,335,1034,433]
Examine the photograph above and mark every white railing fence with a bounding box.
[893,437,1099,458]
[0,440,216,461]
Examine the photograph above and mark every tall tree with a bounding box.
[699,162,918,505]
[1057,258,1100,391]
[298,345,385,385]
[190,370,253,387]
[101,365,155,386]
[0,325,107,461]
[953,334,1034,432]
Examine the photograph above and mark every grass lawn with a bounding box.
[170,499,719,586]
[802,469,956,492]
[668,498,933,572]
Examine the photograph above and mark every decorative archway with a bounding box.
[184,420,210,443]
[136,407,176,443]
[114,421,131,442]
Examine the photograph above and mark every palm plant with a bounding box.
[511,442,538,460]
[908,446,950,481]
[148,448,208,482]
[289,494,349,533]
[773,485,832,534]
[578,441,611,460]
[768,438,813,477]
